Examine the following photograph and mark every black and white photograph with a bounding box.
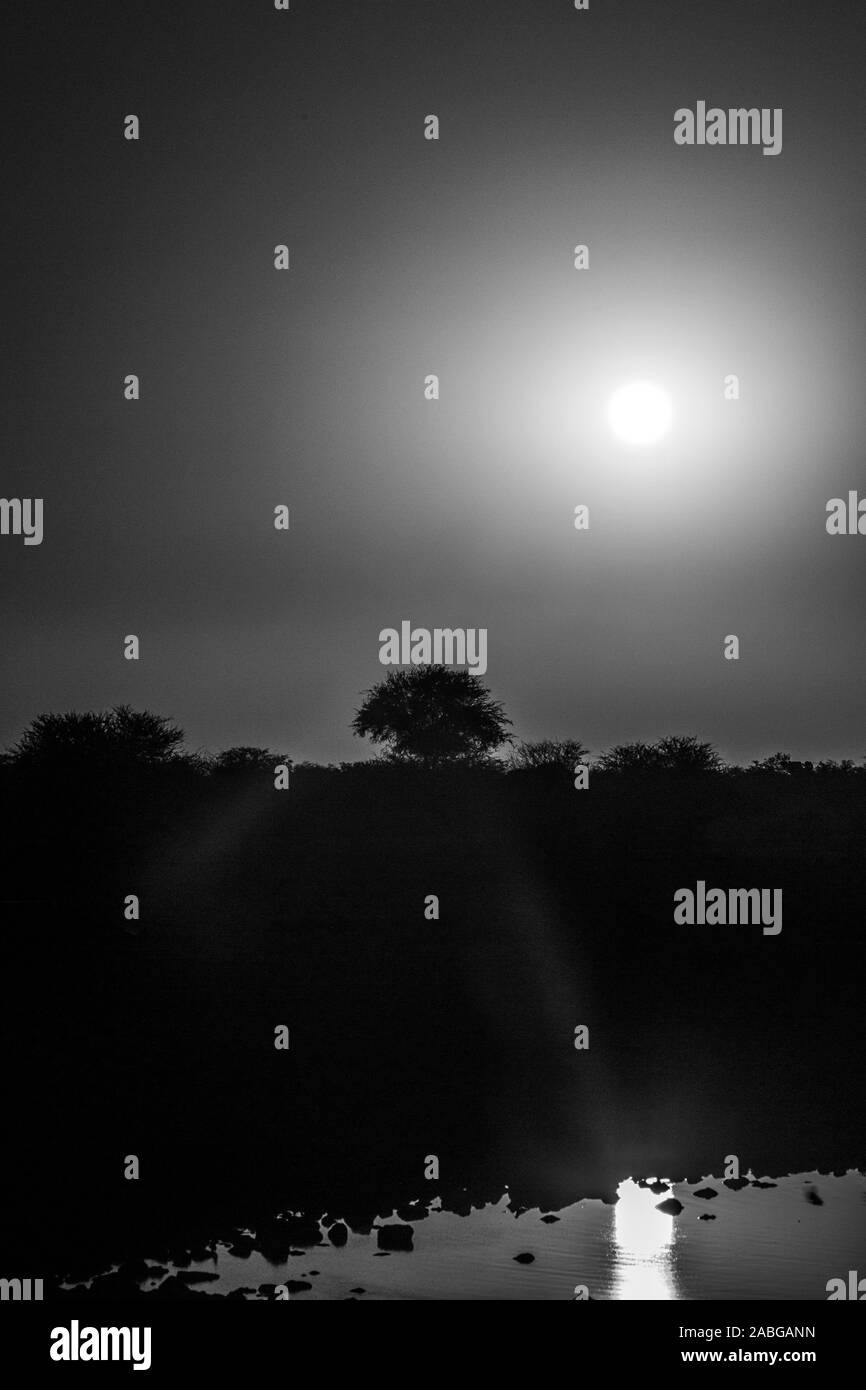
[2,0,865,1361]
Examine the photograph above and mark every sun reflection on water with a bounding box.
[611,1179,679,1299]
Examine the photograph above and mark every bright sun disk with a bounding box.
[607,381,673,446]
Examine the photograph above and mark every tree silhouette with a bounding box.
[7,705,185,769]
[351,665,512,766]
[598,735,721,774]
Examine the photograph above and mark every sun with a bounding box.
[607,381,673,446]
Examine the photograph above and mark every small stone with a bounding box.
[655,1198,683,1216]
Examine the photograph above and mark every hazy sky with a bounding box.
[4,0,865,764]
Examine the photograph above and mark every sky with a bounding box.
[4,0,865,765]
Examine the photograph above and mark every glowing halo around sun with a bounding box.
[607,381,673,446]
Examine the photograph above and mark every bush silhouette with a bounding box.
[211,746,286,775]
[7,705,185,770]
[508,738,590,771]
[598,735,721,774]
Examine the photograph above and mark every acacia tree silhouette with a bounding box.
[7,705,185,769]
[351,665,512,766]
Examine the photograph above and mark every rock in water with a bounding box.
[655,1198,684,1216]
[376,1223,414,1251]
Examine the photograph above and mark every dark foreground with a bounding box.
[2,760,864,1282]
